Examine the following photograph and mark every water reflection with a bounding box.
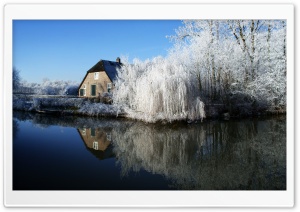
[13,111,286,190]
[78,127,114,160]
[13,118,19,141]
[110,119,286,190]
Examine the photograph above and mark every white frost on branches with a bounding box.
[16,78,79,96]
[113,57,205,123]
[113,20,286,121]
[14,20,286,121]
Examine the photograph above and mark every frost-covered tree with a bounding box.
[17,78,79,96]
[168,19,286,112]
[226,20,265,82]
[13,67,21,92]
[113,56,205,123]
[112,20,286,121]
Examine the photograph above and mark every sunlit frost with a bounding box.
[113,57,205,123]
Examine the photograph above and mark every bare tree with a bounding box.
[13,67,21,92]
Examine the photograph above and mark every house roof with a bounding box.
[78,59,122,91]
[87,60,122,82]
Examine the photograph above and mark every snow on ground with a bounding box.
[78,101,121,117]
[13,95,121,117]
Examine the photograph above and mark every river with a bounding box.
[13,111,286,190]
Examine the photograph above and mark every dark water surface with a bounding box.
[13,111,286,190]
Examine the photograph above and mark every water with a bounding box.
[13,111,286,190]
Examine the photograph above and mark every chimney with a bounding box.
[116,57,121,63]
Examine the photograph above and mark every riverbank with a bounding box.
[13,94,123,118]
[204,102,286,120]
[13,94,286,121]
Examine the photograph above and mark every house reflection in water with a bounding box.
[77,127,114,160]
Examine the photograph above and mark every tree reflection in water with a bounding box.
[13,111,286,190]
[111,118,286,190]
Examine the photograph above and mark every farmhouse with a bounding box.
[78,57,122,98]
[77,127,113,160]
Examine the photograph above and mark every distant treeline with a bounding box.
[13,70,79,96]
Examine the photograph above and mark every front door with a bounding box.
[91,85,96,96]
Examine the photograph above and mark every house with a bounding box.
[78,57,122,98]
[77,127,114,160]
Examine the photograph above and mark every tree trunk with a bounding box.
[208,20,216,100]
[282,21,286,76]
[250,20,256,80]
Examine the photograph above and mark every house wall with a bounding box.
[78,71,114,97]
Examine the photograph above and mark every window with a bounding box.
[79,89,84,96]
[82,128,86,136]
[83,84,86,96]
[94,72,99,80]
[80,85,86,97]
[93,141,98,150]
[106,133,111,141]
[107,83,112,93]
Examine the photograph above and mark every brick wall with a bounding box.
[78,71,114,97]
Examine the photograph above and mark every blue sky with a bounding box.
[13,20,183,83]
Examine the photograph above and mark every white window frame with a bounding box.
[94,72,99,80]
[106,133,111,141]
[107,83,112,93]
[93,141,98,150]
[82,128,86,136]
[83,84,86,96]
